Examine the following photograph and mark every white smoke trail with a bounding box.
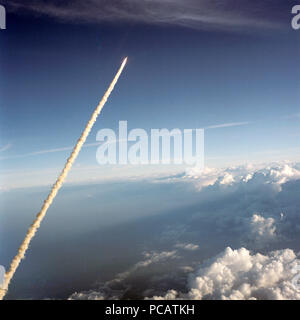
[0,57,128,300]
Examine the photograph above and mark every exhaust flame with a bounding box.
[0,57,128,300]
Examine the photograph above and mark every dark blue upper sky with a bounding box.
[0,0,299,188]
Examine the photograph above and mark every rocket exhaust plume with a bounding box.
[0,57,128,300]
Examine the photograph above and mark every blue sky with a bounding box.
[0,0,299,190]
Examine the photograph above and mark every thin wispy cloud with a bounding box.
[0,122,251,160]
[0,142,100,160]
[0,139,130,161]
[205,121,251,129]
[0,143,12,153]
[283,113,300,120]
[3,0,289,31]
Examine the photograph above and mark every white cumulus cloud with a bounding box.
[148,247,300,300]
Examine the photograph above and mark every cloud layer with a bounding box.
[3,0,291,31]
[68,162,300,300]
